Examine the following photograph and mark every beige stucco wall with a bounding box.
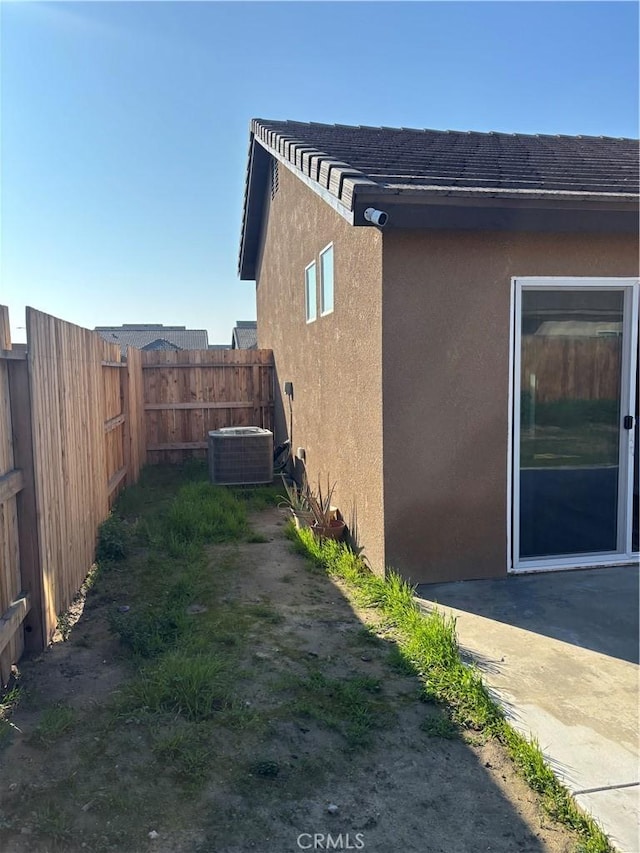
[255,164,386,572]
[382,230,639,584]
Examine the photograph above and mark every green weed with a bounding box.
[152,724,213,788]
[109,604,189,658]
[122,652,230,721]
[386,645,418,675]
[354,625,383,646]
[247,602,285,624]
[32,704,76,746]
[0,686,21,747]
[96,515,128,562]
[421,714,459,739]
[231,483,280,511]
[501,727,611,851]
[32,803,73,842]
[248,758,280,778]
[290,670,387,749]
[165,481,248,545]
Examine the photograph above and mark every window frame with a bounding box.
[305,260,317,324]
[319,242,334,317]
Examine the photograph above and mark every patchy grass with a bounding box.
[164,481,249,546]
[122,652,231,721]
[0,465,597,853]
[247,602,285,624]
[32,803,73,843]
[247,758,281,778]
[289,524,614,853]
[386,645,419,676]
[31,704,76,746]
[421,713,459,739]
[288,670,388,749]
[354,625,384,647]
[230,483,280,511]
[95,515,129,563]
[0,686,21,747]
[246,532,270,544]
[0,467,278,850]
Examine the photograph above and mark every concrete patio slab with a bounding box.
[415,565,639,853]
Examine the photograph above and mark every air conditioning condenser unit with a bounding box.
[208,427,273,486]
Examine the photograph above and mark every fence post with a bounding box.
[7,356,45,652]
[0,306,10,351]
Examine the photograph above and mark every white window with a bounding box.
[320,243,334,315]
[305,261,317,323]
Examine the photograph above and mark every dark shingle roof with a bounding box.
[231,320,257,349]
[239,119,638,278]
[251,119,639,200]
[95,325,209,356]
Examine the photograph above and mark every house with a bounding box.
[95,324,209,356]
[231,320,258,349]
[239,119,639,584]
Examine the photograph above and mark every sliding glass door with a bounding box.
[512,279,638,570]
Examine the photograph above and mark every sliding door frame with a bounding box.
[508,277,639,573]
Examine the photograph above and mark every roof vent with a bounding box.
[208,427,273,486]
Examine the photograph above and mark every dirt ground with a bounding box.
[0,507,582,853]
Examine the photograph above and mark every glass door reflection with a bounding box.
[519,289,624,560]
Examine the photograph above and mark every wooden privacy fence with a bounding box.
[0,307,146,684]
[522,336,622,402]
[1,307,274,682]
[142,348,274,464]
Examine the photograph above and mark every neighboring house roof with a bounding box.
[239,119,639,278]
[141,338,181,351]
[95,324,209,355]
[231,320,257,349]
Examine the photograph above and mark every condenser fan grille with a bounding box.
[208,427,273,486]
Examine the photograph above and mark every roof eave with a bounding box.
[239,133,270,281]
[352,183,639,205]
[254,135,358,222]
[350,186,638,233]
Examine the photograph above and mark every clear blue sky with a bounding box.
[2,1,638,344]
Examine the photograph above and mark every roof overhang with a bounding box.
[351,189,639,233]
[238,120,639,280]
[238,134,270,280]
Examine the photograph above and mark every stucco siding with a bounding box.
[382,230,639,584]
[256,164,385,572]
